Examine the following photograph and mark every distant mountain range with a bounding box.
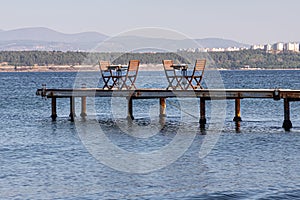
[0,27,249,51]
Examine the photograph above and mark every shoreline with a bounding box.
[0,64,165,72]
[1,64,300,72]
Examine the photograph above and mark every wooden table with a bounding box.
[108,65,128,89]
[171,64,189,89]
[171,64,188,70]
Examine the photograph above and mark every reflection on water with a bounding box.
[235,121,241,133]
[0,71,300,199]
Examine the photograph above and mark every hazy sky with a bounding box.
[0,0,299,44]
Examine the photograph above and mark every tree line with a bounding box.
[1,50,300,69]
[208,50,300,69]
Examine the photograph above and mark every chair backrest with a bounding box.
[121,60,140,89]
[99,60,110,71]
[162,60,173,70]
[128,60,140,71]
[194,59,206,74]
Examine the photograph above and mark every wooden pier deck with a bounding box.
[36,87,300,130]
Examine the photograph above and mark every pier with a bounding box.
[36,87,300,131]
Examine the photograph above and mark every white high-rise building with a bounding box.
[251,44,264,50]
[273,42,284,51]
[285,42,299,52]
[264,44,272,51]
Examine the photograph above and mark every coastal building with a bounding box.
[210,48,226,52]
[225,47,240,52]
[250,44,264,50]
[273,42,284,51]
[177,41,300,54]
[264,44,272,51]
[284,42,299,52]
[195,48,208,52]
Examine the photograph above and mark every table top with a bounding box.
[171,64,188,70]
[108,65,128,70]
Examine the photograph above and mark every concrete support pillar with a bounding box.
[199,98,206,128]
[233,99,242,122]
[282,98,292,130]
[51,97,57,121]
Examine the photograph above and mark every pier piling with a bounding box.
[199,98,206,128]
[159,98,167,117]
[233,99,242,122]
[282,98,292,130]
[80,84,87,118]
[37,88,300,131]
[51,97,57,121]
[81,96,87,118]
[127,97,134,120]
[69,97,75,122]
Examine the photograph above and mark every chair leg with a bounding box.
[102,77,110,89]
[166,76,176,90]
[128,77,136,90]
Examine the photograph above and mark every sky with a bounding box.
[0,0,299,45]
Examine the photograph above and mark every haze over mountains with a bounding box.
[0,27,249,51]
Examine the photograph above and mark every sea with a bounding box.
[1,70,300,199]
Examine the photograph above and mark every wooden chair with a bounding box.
[121,60,140,89]
[99,61,112,89]
[163,60,179,90]
[184,59,206,89]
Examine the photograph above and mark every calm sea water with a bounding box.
[1,70,300,199]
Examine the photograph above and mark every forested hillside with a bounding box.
[1,50,300,69]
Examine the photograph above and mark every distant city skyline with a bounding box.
[0,0,299,45]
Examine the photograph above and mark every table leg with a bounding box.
[182,69,187,89]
